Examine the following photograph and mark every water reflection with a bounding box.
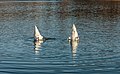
[0,1,120,74]
[70,41,79,58]
[34,40,43,55]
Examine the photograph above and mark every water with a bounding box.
[0,0,120,74]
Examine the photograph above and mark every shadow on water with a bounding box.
[34,37,57,55]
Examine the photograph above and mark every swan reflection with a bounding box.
[34,40,43,55]
[70,41,79,57]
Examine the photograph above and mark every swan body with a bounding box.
[68,24,79,42]
[34,25,43,41]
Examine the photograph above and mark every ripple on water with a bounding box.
[0,1,120,74]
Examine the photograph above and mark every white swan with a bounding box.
[34,25,44,41]
[68,24,79,42]
[68,24,79,57]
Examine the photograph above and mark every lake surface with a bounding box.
[0,0,120,74]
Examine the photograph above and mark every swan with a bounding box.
[34,25,44,41]
[68,24,79,42]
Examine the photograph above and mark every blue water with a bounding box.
[0,1,120,74]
